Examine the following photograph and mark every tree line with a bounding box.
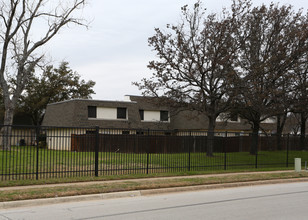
[134,0,308,156]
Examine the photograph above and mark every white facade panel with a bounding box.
[144,110,160,122]
[263,117,276,123]
[46,128,86,150]
[97,107,117,120]
[216,113,240,123]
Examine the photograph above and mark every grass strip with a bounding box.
[0,171,308,202]
[0,167,293,187]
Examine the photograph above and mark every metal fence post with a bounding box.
[255,133,258,169]
[94,126,99,177]
[36,126,40,180]
[286,133,290,168]
[188,132,191,172]
[224,131,227,170]
[146,128,150,174]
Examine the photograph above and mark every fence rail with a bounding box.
[0,125,307,181]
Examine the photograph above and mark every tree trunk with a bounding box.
[300,112,307,151]
[207,116,216,157]
[1,105,14,150]
[276,114,286,151]
[276,127,283,151]
[250,122,259,155]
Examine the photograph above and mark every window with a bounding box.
[139,110,144,120]
[88,106,127,120]
[122,130,130,135]
[216,113,239,122]
[117,107,127,119]
[140,110,170,122]
[230,113,239,122]
[160,111,169,122]
[136,130,144,135]
[88,106,97,118]
[263,117,276,123]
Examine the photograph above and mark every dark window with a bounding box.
[139,109,144,120]
[88,106,97,118]
[122,130,130,135]
[117,107,127,119]
[160,111,169,121]
[86,130,96,134]
[136,130,144,135]
[230,114,238,122]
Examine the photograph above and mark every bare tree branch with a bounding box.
[0,0,87,150]
[134,1,237,156]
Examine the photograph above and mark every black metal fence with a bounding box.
[0,125,308,181]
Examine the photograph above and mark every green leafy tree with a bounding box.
[17,62,95,125]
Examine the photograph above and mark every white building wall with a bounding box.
[97,107,117,120]
[143,110,160,122]
[216,113,240,123]
[263,117,276,123]
[46,128,136,151]
[46,128,87,151]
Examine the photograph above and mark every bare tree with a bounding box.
[286,112,301,135]
[134,1,237,156]
[0,0,87,150]
[230,0,308,154]
[292,50,308,150]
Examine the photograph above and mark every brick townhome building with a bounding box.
[42,95,276,132]
[42,95,276,150]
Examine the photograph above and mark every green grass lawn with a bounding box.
[1,146,308,180]
[2,172,308,202]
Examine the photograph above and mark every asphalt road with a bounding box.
[1,182,308,220]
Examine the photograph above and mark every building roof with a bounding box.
[42,97,172,130]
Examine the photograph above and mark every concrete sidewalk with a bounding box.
[1,170,307,210]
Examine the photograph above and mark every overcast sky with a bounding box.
[46,0,308,101]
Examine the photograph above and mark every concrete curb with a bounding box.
[0,191,141,210]
[141,177,308,195]
[1,177,308,210]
